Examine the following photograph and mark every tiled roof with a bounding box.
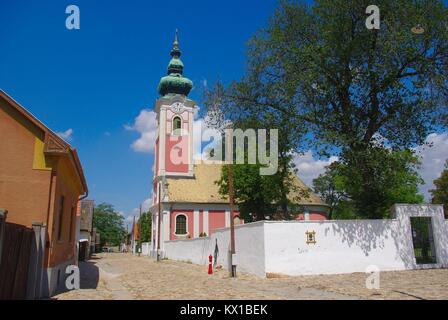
[165,163,327,206]
[166,163,227,203]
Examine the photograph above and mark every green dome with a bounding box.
[158,74,193,97]
[157,31,193,97]
[168,58,184,74]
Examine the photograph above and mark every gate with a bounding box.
[0,222,34,299]
[410,217,437,265]
[0,209,6,267]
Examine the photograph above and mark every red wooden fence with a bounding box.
[0,223,34,299]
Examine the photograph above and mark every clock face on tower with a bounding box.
[171,102,183,113]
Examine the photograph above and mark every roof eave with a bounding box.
[0,89,88,194]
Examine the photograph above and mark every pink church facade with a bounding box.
[169,209,241,241]
[149,33,243,258]
[149,90,242,250]
[149,33,328,258]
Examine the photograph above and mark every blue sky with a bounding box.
[0,0,279,223]
[1,1,447,226]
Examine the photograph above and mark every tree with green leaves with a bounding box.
[216,163,278,222]
[314,149,424,218]
[93,203,126,246]
[430,159,448,217]
[312,162,347,219]
[137,212,151,245]
[205,60,308,220]
[210,0,447,218]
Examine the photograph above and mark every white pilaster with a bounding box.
[304,210,310,221]
[203,210,209,235]
[225,210,230,228]
[188,109,194,173]
[158,108,167,175]
[154,213,159,254]
[151,213,156,251]
[163,210,170,243]
[193,210,199,238]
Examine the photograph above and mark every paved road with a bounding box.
[54,253,448,300]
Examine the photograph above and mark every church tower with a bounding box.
[149,33,326,260]
[152,31,197,204]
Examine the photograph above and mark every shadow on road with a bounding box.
[79,258,100,289]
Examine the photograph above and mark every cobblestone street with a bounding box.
[54,253,448,300]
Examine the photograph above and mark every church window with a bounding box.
[173,116,182,135]
[175,214,187,235]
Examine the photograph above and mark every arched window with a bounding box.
[173,116,182,135]
[175,214,187,235]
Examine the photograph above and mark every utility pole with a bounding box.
[132,215,136,254]
[125,224,128,253]
[138,204,142,256]
[226,128,237,277]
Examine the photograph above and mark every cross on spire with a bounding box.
[171,28,181,58]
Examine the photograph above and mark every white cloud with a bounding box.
[292,133,448,200]
[293,150,339,187]
[141,197,152,212]
[125,215,135,224]
[193,118,207,160]
[126,105,226,162]
[125,109,157,153]
[415,132,448,200]
[56,128,73,142]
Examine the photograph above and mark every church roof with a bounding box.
[165,163,327,207]
[166,163,226,204]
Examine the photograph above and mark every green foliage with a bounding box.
[209,0,447,219]
[430,160,448,217]
[93,203,126,246]
[205,61,307,220]
[216,163,279,221]
[314,149,424,219]
[312,163,347,219]
[261,0,447,148]
[199,232,208,237]
[137,212,151,245]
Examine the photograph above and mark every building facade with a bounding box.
[76,199,94,261]
[149,34,329,258]
[0,90,88,297]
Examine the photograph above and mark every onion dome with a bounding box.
[158,30,193,97]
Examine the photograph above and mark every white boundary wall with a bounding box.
[165,221,266,276]
[163,205,448,277]
[141,242,151,256]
